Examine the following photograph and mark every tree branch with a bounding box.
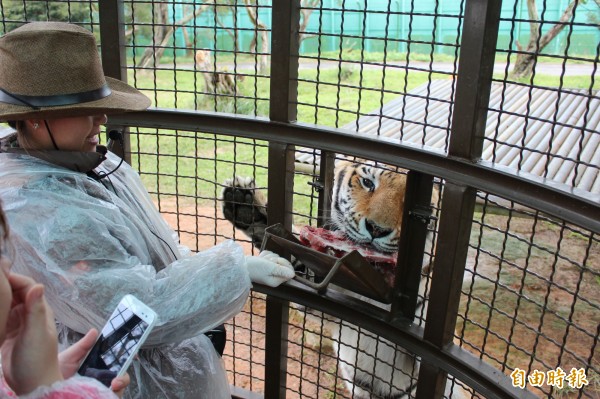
[299,0,320,43]
[537,0,578,50]
[511,0,580,78]
[526,0,540,43]
[138,2,212,68]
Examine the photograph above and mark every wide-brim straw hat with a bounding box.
[0,21,150,121]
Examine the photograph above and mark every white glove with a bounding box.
[245,251,295,287]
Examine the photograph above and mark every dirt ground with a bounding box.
[159,201,599,398]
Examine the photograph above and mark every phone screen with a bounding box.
[77,302,150,386]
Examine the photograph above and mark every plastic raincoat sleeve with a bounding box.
[0,152,252,347]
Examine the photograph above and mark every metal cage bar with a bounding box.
[98,0,131,163]
[112,110,600,234]
[263,1,301,397]
[391,171,436,322]
[418,1,503,397]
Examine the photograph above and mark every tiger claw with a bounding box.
[221,176,268,248]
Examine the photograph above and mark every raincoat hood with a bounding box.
[5,145,108,173]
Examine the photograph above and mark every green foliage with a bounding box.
[1,2,95,31]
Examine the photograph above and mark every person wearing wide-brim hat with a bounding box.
[0,21,295,399]
[0,21,150,172]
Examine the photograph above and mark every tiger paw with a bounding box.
[221,176,268,247]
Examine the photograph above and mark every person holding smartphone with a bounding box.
[77,294,158,387]
[0,202,129,398]
[0,22,295,399]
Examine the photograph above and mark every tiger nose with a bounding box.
[365,219,393,239]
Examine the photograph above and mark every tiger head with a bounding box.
[330,161,407,254]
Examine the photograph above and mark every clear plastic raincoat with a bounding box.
[0,150,252,398]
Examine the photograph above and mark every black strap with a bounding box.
[204,324,227,357]
[0,85,111,108]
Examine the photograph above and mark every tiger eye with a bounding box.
[361,177,375,190]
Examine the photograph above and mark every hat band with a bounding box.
[0,84,112,109]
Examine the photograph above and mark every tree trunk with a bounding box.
[195,49,238,96]
[510,0,579,79]
[137,4,169,69]
[299,0,320,44]
[195,50,216,93]
[182,26,193,56]
[137,3,210,68]
[243,0,269,73]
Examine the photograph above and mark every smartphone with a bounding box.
[77,294,157,387]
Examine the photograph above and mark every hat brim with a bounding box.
[0,77,151,121]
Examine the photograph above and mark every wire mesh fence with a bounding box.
[0,0,598,398]
[459,193,599,398]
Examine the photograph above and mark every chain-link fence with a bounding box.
[1,1,598,398]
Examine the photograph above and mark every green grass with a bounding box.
[297,67,449,127]
[155,51,596,67]
[128,65,597,212]
[145,51,456,66]
[131,66,448,121]
[130,131,269,198]
[130,66,447,210]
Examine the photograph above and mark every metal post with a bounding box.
[263,0,301,397]
[317,151,336,227]
[391,171,436,322]
[98,0,131,163]
[447,0,502,161]
[416,0,503,398]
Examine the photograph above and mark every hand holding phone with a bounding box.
[77,295,157,387]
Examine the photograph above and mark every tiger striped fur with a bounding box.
[221,161,467,398]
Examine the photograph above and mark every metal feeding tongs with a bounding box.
[260,223,393,304]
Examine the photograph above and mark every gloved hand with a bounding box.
[245,251,295,287]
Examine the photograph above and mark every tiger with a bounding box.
[221,161,425,253]
[221,161,466,399]
[195,49,240,96]
[332,160,418,254]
